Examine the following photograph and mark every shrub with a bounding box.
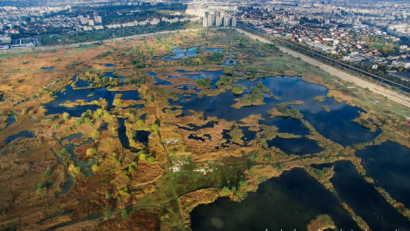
[148,156,155,164]
[43,167,52,177]
[86,148,96,157]
[92,130,101,139]
[152,123,159,132]
[121,210,129,219]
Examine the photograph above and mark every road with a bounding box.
[233,27,410,109]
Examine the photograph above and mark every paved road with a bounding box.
[234,27,410,109]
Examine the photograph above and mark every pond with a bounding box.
[162,47,223,61]
[135,130,151,144]
[43,78,142,117]
[57,175,74,198]
[42,67,54,70]
[191,168,359,231]
[118,118,150,149]
[6,114,18,127]
[356,141,410,208]
[104,64,116,67]
[222,58,238,65]
[56,134,96,197]
[169,76,380,146]
[5,131,34,143]
[118,118,130,149]
[266,137,324,155]
[331,161,410,231]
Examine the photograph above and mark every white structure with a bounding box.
[202,17,208,27]
[95,16,102,24]
[231,17,236,27]
[215,16,222,27]
[223,17,230,27]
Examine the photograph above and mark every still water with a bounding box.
[191,168,359,231]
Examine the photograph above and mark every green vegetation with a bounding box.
[231,85,245,95]
[312,96,325,103]
[196,78,213,88]
[276,105,304,119]
[321,106,330,112]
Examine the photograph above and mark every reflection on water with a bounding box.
[170,76,378,145]
[56,134,95,197]
[162,47,223,61]
[43,78,141,117]
[118,118,130,149]
[5,131,34,143]
[267,137,324,155]
[357,141,410,208]
[191,168,359,231]
[6,114,18,127]
[331,161,410,230]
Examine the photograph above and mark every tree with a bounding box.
[102,77,109,84]
[121,210,129,219]
[60,148,68,154]
[43,167,52,177]
[152,123,159,132]
[222,186,230,194]
[105,193,111,199]
[92,165,99,172]
[63,112,70,121]
[148,156,155,164]
[36,187,47,196]
[105,209,113,219]
[52,123,60,129]
[74,167,81,174]
[139,152,147,161]
[92,130,101,139]
[87,148,96,157]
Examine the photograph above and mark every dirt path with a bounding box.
[234,28,410,109]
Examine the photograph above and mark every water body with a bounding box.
[331,161,410,231]
[260,117,310,136]
[178,121,219,131]
[118,118,130,149]
[170,76,379,146]
[5,131,34,143]
[42,67,54,70]
[291,97,381,146]
[118,118,150,148]
[267,137,324,155]
[104,64,116,67]
[222,58,238,65]
[356,141,410,208]
[56,134,95,197]
[180,70,223,90]
[191,168,359,231]
[203,48,223,53]
[135,131,150,144]
[57,175,74,198]
[162,47,223,61]
[6,114,18,127]
[43,79,141,117]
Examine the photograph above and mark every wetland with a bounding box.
[0,28,409,231]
